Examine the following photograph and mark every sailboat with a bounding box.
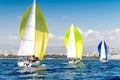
[64,24,83,66]
[98,41,108,63]
[17,0,48,67]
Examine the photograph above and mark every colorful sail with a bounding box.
[97,41,108,59]
[98,41,102,56]
[64,24,83,59]
[35,3,48,60]
[104,41,108,59]
[18,0,48,60]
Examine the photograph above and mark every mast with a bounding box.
[33,0,36,55]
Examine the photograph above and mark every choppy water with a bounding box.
[0,59,120,80]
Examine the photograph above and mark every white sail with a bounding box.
[18,0,36,56]
[67,24,76,58]
[100,41,106,59]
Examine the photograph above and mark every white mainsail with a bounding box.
[67,24,76,58]
[18,0,36,56]
[100,41,106,59]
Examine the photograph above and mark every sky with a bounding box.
[0,0,120,51]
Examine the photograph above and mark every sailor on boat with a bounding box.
[27,55,39,63]
[69,58,80,64]
[100,58,108,63]
[23,55,39,67]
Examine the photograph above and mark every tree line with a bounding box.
[0,54,99,59]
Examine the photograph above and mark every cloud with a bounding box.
[48,33,64,41]
[80,28,120,49]
[0,28,120,51]
[8,36,19,41]
[57,36,64,40]
[0,35,19,46]
[49,33,56,39]
[48,33,64,46]
[48,28,120,48]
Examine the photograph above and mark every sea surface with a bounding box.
[0,59,120,80]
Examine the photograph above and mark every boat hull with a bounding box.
[67,61,84,68]
[18,61,40,67]
[100,59,108,63]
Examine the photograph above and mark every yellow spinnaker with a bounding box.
[20,5,32,39]
[64,27,71,49]
[64,24,83,59]
[35,3,48,60]
[74,26,83,59]
[20,2,48,60]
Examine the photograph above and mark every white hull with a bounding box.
[18,61,40,67]
[68,59,80,65]
[100,59,108,63]
[67,61,84,68]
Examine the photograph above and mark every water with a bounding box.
[0,59,120,80]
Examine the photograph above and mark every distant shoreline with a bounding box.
[0,58,120,60]
[0,54,99,59]
[0,54,119,60]
[0,58,97,59]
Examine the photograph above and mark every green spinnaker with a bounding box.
[64,27,71,49]
[35,3,48,60]
[74,26,83,59]
[20,3,48,60]
[20,5,32,39]
[64,24,83,59]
